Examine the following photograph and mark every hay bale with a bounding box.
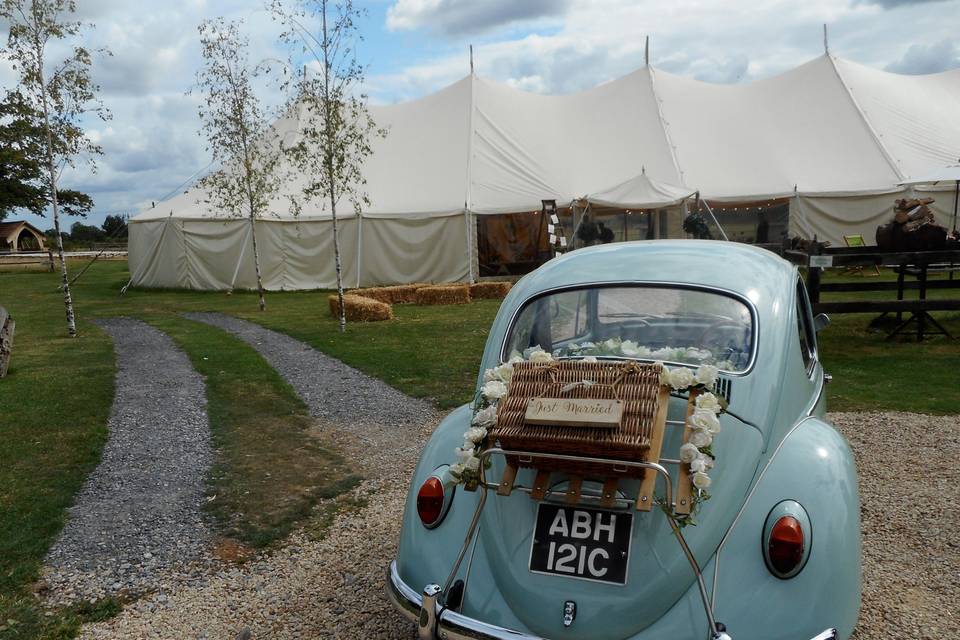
[350,283,428,305]
[327,294,393,322]
[469,281,512,300]
[415,284,471,305]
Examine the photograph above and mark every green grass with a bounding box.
[0,259,496,640]
[0,270,114,640]
[817,269,960,413]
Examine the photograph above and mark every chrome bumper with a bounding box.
[387,561,839,640]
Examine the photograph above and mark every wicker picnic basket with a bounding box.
[490,360,666,478]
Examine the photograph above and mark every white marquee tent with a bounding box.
[129,54,960,290]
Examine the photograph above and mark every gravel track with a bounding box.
[184,312,434,434]
[839,412,959,640]
[43,317,215,605]
[73,320,958,639]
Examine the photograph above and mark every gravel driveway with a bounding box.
[43,318,215,605]
[75,321,959,639]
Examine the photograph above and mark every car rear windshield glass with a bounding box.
[504,286,754,372]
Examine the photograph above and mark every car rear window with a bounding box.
[504,285,754,372]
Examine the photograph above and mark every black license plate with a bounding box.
[529,503,633,585]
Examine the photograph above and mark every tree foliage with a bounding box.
[194,17,288,311]
[1,0,110,336]
[272,0,386,332]
[0,90,94,221]
[101,213,127,238]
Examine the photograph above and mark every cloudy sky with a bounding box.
[3,0,959,231]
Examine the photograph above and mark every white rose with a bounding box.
[695,364,719,387]
[465,455,480,471]
[692,471,712,490]
[679,442,700,463]
[602,338,620,352]
[472,404,498,428]
[455,446,474,462]
[620,340,640,357]
[567,343,581,352]
[689,408,721,434]
[449,462,465,478]
[655,362,669,385]
[689,428,713,448]
[582,356,598,363]
[483,368,497,382]
[464,427,486,443]
[482,380,508,401]
[493,363,514,383]
[528,349,553,364]
[580,341,596,349]
[690,453,714,474]
[508,352,524,363]
[695,392,722,414]
[668,367,696,390]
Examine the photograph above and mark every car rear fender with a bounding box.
[396,404,484,593]
[709,417,861,640]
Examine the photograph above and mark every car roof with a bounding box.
[510,240,796,302]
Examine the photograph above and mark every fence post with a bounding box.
[807,238,822,306]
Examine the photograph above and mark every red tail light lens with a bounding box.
[768,515,804,575]
[417,476,446,527]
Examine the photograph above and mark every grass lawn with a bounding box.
[0,258,957,639]
[817,269,960,413]
[0,260,496,639]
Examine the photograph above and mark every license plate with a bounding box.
[528,503,633,585]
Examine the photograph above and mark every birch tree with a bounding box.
[272,0,385,332]
[1,0,108,337]
[194,18,288,311]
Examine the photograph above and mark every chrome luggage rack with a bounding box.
[430,445,731,640]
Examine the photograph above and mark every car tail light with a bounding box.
[417,476,447,528]
[763,501,811,579]
[768,516,804,573]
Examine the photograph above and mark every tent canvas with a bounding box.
[129,54,960,291]
[585,169,695,209]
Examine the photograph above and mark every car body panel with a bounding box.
[392,240,860,639]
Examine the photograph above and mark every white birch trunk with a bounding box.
[249,214,266,311]
[321,0,346,333]
[329,189,345,333]
[37,46,76,337]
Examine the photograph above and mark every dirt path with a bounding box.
[43,318,215,606]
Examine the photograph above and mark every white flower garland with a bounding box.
[451,349,725,526]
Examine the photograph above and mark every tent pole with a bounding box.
[823,24,829,55]
[953,179,958,234]
[356,214,363,288]
[464,209,475,283]
[698,193,728,241]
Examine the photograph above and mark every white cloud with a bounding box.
[371,0,960,103]
[886,38,960,73]
[386,0,570,36]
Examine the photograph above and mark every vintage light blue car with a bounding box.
[388,240,860,640]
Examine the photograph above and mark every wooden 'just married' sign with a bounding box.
[523,397,624,428]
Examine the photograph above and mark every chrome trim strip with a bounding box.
[389,560,837,640]
[497,280,761,378]
[387,561,422,624]
[711,375,825,608]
